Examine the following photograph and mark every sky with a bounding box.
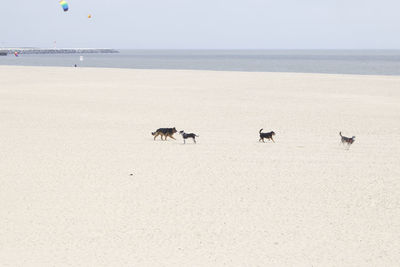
[1,0,399,49]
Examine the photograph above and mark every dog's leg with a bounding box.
[183,138,185,144]
[153,133,159,140]
[271,137,275,143]
[193,137,196,144]
[170,135,176,140]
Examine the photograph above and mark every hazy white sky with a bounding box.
[1,0,399,49]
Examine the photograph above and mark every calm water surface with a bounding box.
[1,50,400,75]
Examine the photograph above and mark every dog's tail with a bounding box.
[259,128,263,134]
[339,131,342,137]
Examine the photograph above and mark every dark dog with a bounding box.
[152,127,177,140]
[259,129,275,143]
[179,130,199,144]
[340,132,355,147]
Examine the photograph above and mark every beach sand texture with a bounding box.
[1,66,399,266]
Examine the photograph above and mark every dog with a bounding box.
[179,130,199,144]
[259,129,275,143]
[151,127,177,140]
[339,132,355,147]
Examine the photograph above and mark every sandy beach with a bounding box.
[1,66,399,266]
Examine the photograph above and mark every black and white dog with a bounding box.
[339,132,355,148]
[259,129,276,143]
[179,130,199,144]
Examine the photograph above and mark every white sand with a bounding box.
[0,66,399,266]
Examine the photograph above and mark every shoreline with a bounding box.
[2,64,400,78]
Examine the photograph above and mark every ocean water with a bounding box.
[1,50,400,75]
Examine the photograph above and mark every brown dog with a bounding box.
[152,127,177,140]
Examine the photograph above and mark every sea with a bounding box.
[1,50,400,75]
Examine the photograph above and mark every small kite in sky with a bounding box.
[59,1,69,12]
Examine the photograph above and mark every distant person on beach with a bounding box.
[74,64,77,67]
